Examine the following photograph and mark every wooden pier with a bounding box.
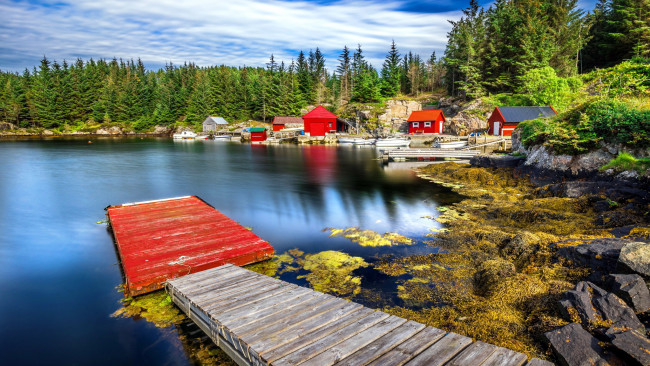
[107,196,274,297]
[382,148,481,162]
[167,264,553,366]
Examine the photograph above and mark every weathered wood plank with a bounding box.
[481,347,528,366]
[334,320,426,366]
[294,315,407,366]
[446,341,498,366]
[168,263,237,286]
[240,297,352,342]
[404,332,472,366]
[210,286,314,323]
[365,327,446,366]
[272,310,390,366]
[184,272,272,301]
[175,268,263,296]
[204,283,299,316]
[230,293,335,335]
[249,301,363,355]
[190,276,281,307]
[259,308,375,364]
[526,358,555,366]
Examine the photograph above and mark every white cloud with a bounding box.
[0,0,460,72]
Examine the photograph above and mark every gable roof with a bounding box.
[302,106,338,119]
[407,110,446,122]
[496,106,556,123]
[272,116,304,125]
[249,127,266,132]
[203,116,228,125]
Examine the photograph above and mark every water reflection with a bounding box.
[0,138,461,365]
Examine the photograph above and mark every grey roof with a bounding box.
[203,116,228,125]
[497,106,556,123]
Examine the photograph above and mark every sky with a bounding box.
[1,0,598,73]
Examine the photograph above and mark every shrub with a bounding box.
[586,100,650,147]
[600,153,650,173]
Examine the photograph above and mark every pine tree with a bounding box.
[380,40,401,97]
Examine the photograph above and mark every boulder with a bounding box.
[619,242,650,277]
[556,239,628,272]
[607,274,650,313]
[470,155,526,169]
[500,231,541,269]
[545,323,616,366]
[610,330,650,366]
[594,292,645,333]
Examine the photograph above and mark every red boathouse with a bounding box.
[250,127,268,142]
[272,116,304,132]
[303,106,338,137]
[407,110,446,134]
[106,196,274,296]
[488,106,557,136]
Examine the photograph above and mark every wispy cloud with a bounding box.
[1,0,461,72]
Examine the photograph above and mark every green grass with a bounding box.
[600,153,650,173]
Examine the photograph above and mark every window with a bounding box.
[412,122,419,127]
[424,122,431,127]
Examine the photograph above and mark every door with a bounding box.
[439,121,443,134]
[494,122,500,136]
[311,122,325,136]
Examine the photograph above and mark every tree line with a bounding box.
[444,0,649,99]
[0,0,646,130]
[0,44,443,130]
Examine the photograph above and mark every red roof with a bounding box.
[107,196,274,296]
[302,105,338,119]
[407,110,446,122]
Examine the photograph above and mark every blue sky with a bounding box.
[0,0,598,73]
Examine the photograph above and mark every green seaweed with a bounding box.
[325,227,413,247]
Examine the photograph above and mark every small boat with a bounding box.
[434,140,467,149]
[213,135,232,140]
[338,138,376,145]
[375,138,411,148]
[173,130,198,139]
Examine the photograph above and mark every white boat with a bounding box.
[434,140,467,149]
[173,130,198,139]
[375,138,411,148]
[213,135,231,140]
[338,138,376,145]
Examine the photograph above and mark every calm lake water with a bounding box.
[0,138,459,365]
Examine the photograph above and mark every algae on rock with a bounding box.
[326,227,413,247]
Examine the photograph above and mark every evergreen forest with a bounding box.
[0,0,648,132]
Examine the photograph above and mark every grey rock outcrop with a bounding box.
[607,274,650,313]
[610,330,650,366]
[620,242,650,277]
[594,292,645,333]
[545,323,617,366]
[556,239,628,273]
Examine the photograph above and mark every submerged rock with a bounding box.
[545,323,617,366]
[606,274,650,313]
[474,259,516,296]
[619,242,650,277]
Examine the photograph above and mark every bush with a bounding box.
[600,153,650,173]
[586,100,650,147]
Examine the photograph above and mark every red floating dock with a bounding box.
[106,196,274,297]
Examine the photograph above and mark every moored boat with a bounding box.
[338,137,376,145]
[434,140,467,149]
[375,138,411,148]
[173,130,198,139]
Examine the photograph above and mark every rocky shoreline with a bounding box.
[467,153,649,365]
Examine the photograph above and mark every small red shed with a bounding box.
[302,106,338,137]
[407,110,446,134]
[488,106,557,136]
[250,127,267,142]
[272,116,304,132]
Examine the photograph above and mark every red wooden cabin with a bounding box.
[302,106,338,137]
[250,127,267,142]
[407,110,446,134]
[272,116,303,132]
[488,106,557,136]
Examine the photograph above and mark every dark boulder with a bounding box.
[619,242,650,277]
[607,274,650,313]
[470,155,526,169]
[545,323,619,366]
[559,283,602,324]
[610,330,650,366]
[594,292,645,333]
[556,239,628,272]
